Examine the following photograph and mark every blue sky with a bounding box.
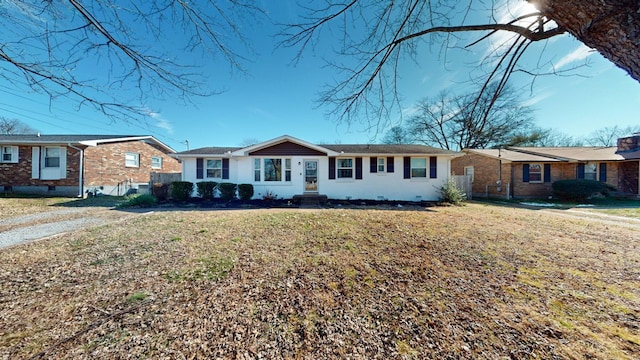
[1,1,638,151]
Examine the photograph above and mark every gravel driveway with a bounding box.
[0,207,140,249]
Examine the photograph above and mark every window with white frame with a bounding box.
[44,147,61,168]
[1,146,17,163]
[151,156,163,169]
[377,157,385,172]
[528,164,542,182]
[584,162,597,181]
[337,158,353,178]
[411,158,427,178]
[285,159,292,181]
[464,166,474,182]
[254,158,261,181]
[254,158,292,182]
[125,152,139,167]
[206,159,222,178]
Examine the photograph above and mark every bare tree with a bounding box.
[0,117,37,135]
[408,84,534,150]
[586,125,640,146]
[380,126,412,144]
[1,1,263,123]
[279,0,639,129]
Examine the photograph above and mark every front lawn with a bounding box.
[1,203,639,359]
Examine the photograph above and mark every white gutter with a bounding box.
[67,143,84,198]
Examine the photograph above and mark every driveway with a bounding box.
[0,207,142,249]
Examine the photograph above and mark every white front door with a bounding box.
[304,160,318,192]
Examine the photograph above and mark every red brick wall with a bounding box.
[451,153,511,197]
[0,146,81,187]
[83,140,181,186]
[0,141,180,191]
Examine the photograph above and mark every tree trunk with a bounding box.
[531,0,640,82]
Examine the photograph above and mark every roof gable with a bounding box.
[249,141,327,156]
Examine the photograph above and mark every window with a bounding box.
[464,166,474,182]
[377,157,385,172]
[151,156,163,169]
[254,158,261,181]
[584,162,597,181]
[206,159,222,178]
[264,158,282,181]
[2,146,14,162]
[125,152,139,167]
[44,147,61,168]
[285,159,292,181]
[411,158,427,178]
[528,164,542,182]
[337,158,353,178]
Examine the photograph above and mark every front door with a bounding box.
[304,160,318,192]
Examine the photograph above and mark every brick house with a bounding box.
[451,134,640,199]
[0,135,181,197]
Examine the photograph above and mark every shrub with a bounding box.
[118,194,158,208]
[262,190,277,201]
[196,181,217,200]
[439,180,466,206]
[552,179,614,202]
[237,184,254,201]
[217,182,236,201]
[170,181,194,202]
[151,183,169,201]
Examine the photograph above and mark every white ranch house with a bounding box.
[171,135,461,202]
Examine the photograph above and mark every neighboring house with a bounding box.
[0,134,181,197]
[451,134,640,199]
[171,135,461,201]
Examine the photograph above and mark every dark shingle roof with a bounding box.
[0,134,175,153]
[321,144,459,155]
[0,134,144,142]
[176,143,458,156]
[177,146,243,155]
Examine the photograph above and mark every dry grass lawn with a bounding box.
[1,202,640,359]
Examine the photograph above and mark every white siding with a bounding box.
[181,155,452,201]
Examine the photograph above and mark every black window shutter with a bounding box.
[196,158,203,179]
[387,157,394,172]
[355,157,363,179]
[370,157,377,173]
[222,158,230,179]
[544,164,551,183]
[577,163,585,179]
[328,157,336,180]
[403,157,411,179]
[523,163,530,183]
[599,163,607,182]
[429,156,437,178]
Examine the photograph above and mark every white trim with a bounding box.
[31,147,40,179]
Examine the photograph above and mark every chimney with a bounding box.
[617,133,640,152]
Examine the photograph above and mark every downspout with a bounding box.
[67,143,84,198]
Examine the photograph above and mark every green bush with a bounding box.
[552,179,614,202]
[439,180,466,206]
[237,184,254,201]
[151,183,169,201]
[118,194,158,208]
[217,182,236,201]
[170,181,194,202]
[196,181,217,200]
